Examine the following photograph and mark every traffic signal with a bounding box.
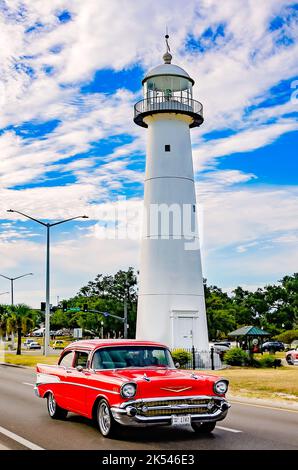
[40,302,46,312]
[62,301,68,312]
[83,304,88,312]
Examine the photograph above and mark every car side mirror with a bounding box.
[76,365,84,372]
[175,362,180,369]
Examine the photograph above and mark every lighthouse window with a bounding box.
[165,145,171,152]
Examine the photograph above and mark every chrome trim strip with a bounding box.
[140,403,210,411]
[111,405,229,424]
[160,386,192,393]
[36,379,119,395]
[119,395,224,408]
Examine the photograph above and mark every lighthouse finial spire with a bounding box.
[163,28,172,64]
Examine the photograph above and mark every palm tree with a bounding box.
[0,305,9,342]
[8,304,37,355]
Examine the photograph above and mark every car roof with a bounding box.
[64,339,168,351]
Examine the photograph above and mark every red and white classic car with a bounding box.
[35,339,230,437]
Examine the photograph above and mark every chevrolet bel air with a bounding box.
[35,339,230,437]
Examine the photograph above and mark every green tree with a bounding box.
[263,274,298,333]
[52,268,138,338]
[0,305,10,342]
[7,304,37,355]
[204,282,236,339]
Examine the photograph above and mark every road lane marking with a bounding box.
[230,400,298,413]
[216,426,242,433]
[22,382,34,387]
[0,443,10,450]
[0,425,44,450]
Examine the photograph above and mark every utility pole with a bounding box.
[7,209,88,356]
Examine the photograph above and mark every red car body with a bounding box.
[35,339,230,436]
[286,347,298,365]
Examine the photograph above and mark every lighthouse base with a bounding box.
[136,294,209,351]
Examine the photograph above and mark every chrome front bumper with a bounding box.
[111,396,230,427]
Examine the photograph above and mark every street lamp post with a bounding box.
[0,273,33,306]
[124,291,128,339]
[0,273,33,350]
[7,210,88,356]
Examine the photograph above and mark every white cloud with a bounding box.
[0,0,298,304]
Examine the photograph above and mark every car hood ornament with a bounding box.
[160,386,192,393]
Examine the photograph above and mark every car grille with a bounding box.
[136,398,216,417]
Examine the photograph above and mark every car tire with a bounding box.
[191,422,216,434]
[286,356,294,365]
[96,399,119,438]
[47,392,68,419]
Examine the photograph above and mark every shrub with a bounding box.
[246,356,261,368]
[223,347,249,366]
[259,355,282,368]
[273,330,298,345]
[171,349,192,368]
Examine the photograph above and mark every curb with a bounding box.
[229,395,298,412]
[0,362,31,369]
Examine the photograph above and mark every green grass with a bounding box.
[202,366,298,401]
[3,354,58,367]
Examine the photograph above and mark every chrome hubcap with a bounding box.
[98,402,111,435]
[48,394,56,416]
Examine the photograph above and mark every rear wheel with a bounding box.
[286,355,294,365]
[47,392,68,419]
[192,422,216,434]
[96,399,119,438]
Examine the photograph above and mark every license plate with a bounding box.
[172,415,191,426]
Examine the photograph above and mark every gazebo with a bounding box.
[228,325,271,352]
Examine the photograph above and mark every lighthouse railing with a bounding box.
[134,96,203,119]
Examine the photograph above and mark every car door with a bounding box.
[55,349,76,409]
[63,349,90,415]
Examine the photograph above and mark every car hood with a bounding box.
[95,368,222,398]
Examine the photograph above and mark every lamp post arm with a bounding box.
[88,309,124,322]
[50,216,88,227]
[12,273,33,281]
[0,274,11,281]
[7,210,47,226]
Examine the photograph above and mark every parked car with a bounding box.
[52,340,66,350]
[35,339,230,438]
[23,339,35,348]
[213,342,230,350]
[54,330,64,337]
[31,329,44,337]
[27,341,41,350]
[261,341,285,352]
[285,346,298,365]
[212,343,230,359]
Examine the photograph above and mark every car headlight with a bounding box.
[120,382,137,398]
[214,380,229,395]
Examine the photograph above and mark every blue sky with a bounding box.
[0,0,297,307]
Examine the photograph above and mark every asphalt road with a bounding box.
[0,364,297,450]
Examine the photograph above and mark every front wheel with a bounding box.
[96,399,120,438]
[192,422,216,434]
[47,392,68,419]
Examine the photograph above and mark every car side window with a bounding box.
[74,351,89,369]
[59,351,75,368]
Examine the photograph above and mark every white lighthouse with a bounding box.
[134,37,209,351]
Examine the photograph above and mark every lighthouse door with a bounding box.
[176,317,194,349]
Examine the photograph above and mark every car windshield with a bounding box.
[92,346,175,370]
